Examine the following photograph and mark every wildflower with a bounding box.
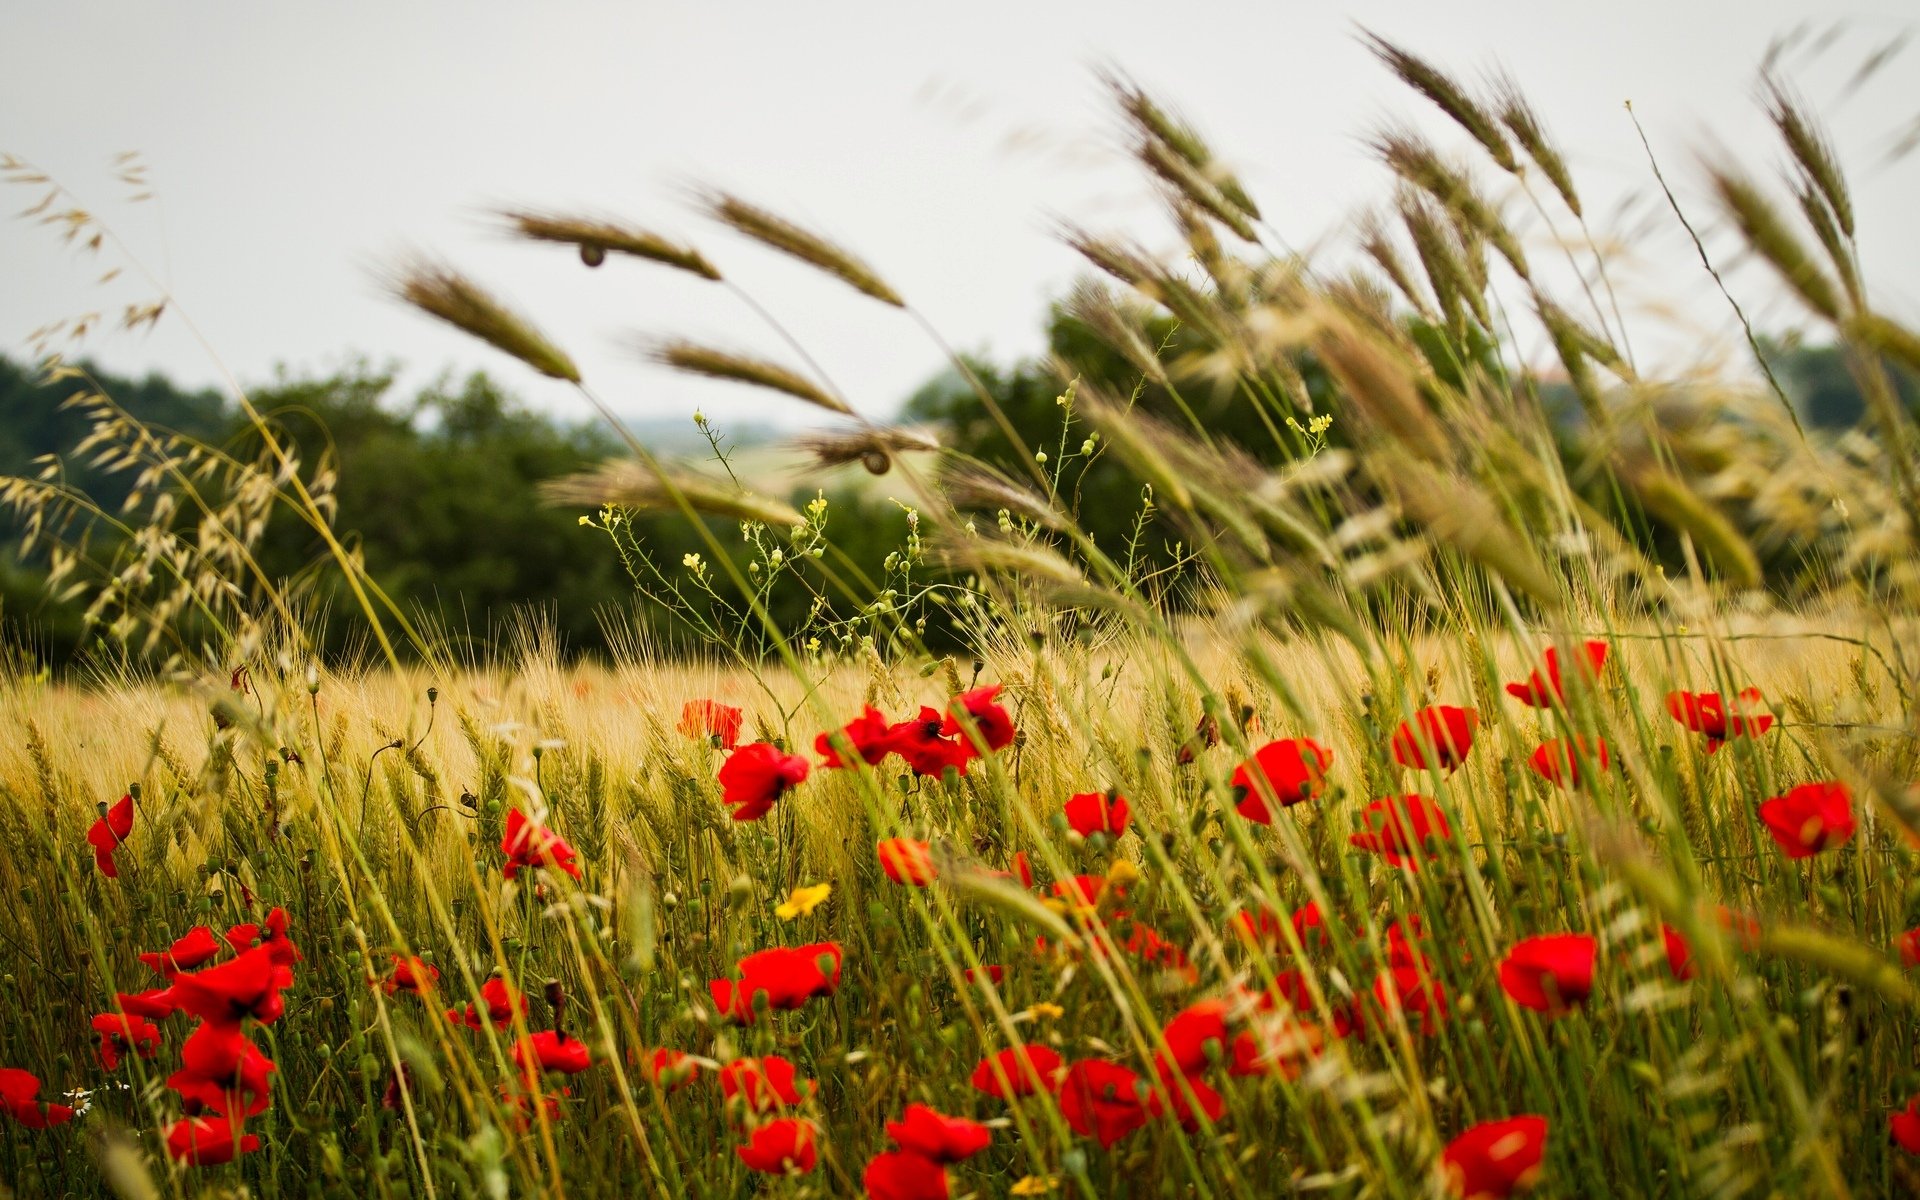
[1146,1065,1225,1130]
[117,988,176,1020]
[1757,781,1855,858]
[719,1056,815,1113]
[168,1021,276,1117]
[963,965,1005,984]
[1057,1059,1149,1147]
[169,945,293,1025]
[678,699,743,749]
[1229,738,1333,822]
[1027,1001,1066,1020]
[1063,790,1130,838]
[0,1068,75,1128]
[1505,640,1608,707]
[1896,928,1920,969]
[969,1045,1063,1098]
[863,1150,951,1200]
[164,1115,261,1166]
[139,926,225,979]
[91,1011,162,1071]
[1157,998,1231,1075]
[776,882,833,920]
[1349,794,1454,871]
[1527,738,1611,789]
[499,1084,568,1131]
[815,705,893,767]
[942,684,1017,752]
[1228,1011,1325,1078]
[1011,850,1035,889]
[501,808,583,880]
[1892,1095,1920,1155]
[1441,1115,1548,1198]
[1371,958,1449,1034]
[710,943,843,1023]
[511,1030,591,1079]
[86,792,134,878]
[885,707,975,777]
[1661,924,1695,981]
[382,955,440,997]
[878,838,937,886]
[736,1117,819,1174]
[447,976,525,1031]
[224,907,302,965]
[717,742,810,821]
[640,1047,699,1092]
[1497,934,1597,1015]
[1664,688,1773,753]
[1390,706,1480,773]
[1011,1177,1057,1196]
[885,1103,991,1162]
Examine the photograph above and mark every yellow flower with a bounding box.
[1106,859,1141,888]
[1011,1175,1057,1196]
[775,882,832,920]
[1026,1001,1065,1020]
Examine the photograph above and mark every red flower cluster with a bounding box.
[811,686,1020,783]
[447,976,525,1031]
[0,1068,74,1129]
[709,943,844,1024]
[1665,688,1773,753]
[863,1103,990,1199]
[1349,794,1454,871]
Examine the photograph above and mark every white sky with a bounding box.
[3,1,1916,433]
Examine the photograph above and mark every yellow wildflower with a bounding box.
[1011,1176,1057,1196]
[1026,1001,1065,1020]
[775,882,832,920]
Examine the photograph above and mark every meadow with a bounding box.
[4,32,1920,1200]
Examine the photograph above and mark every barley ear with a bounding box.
[698,189,903,307]
[389,256,580,383]
[639,339,851,416]
[500,210,722,280]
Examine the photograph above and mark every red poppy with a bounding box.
[679,698,744,749]
[1505,641,1608,707]
[91,1011,162,1071]
[816,705,893,767]
[641,1047,699,1092]
[169,945,293,1025]
[886,707,975,778]
[863,1150,950,1200]
[1063,790,1130,838]
[501,808,582,880]
[1228,1010,1326,1077]
[885,1103,991,1162]
[168,1021,276,1118]
[1757,781,1855,859]
[942,684,1016,752]
[1661,924,1695,981]
[718,742,810,821]
[737,1117,819,1174]
[164,1115,261,1166]
[1260,969,1361,1038]
[1147,1064,1226,1130]
[1389,706,1480,773]
[0,1068,74,1128]
[1158,998,1231,1075]
[1011,851,1035,889]
[710,943,844,1023]
[381,1063,414,1110]
[1058,1059,1149,1147]
[1892,1094,1920,1156]
[1052,873,1118,914]
[512,1030,591,1078]
[1122,921,1197,984]
[86,792,134,878]
[1664,688,1773,753]
[962,965,1005,984]
[140,926,225,978]
[1230,738,1333,822]
[1441,1115,1548,1199]
[970,1045,1063,1098]
[1497,934,1596,1015]
[224,907,302,965]
[1349,794,1454,871]
[1896,928,1920,970]
[878,838,937,886]
[1229,906,1285,949]
[719,1056,814,1113]
[447,976,524,1030]
[382,954,440,997]
[117,988,176,1020]
[1527,737,1611,789]
[499,1084,568,1132]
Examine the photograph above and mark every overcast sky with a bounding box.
[4,2,1916,433]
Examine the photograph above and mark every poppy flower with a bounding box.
[1497,934,1597,1015]
[117,988,176,1020]
[863,1150,951,1200]
[1157,998,1231,1075]
[1390,706,1480,774]
[1349,794,1453,871]
[1230,738,1333,822]
[169,945,293,1025]
[169,1021,276,1117]
[499,1084,568,1132]
[640,1047,699,1092]
[1228,1011,1326,1078]
[736,1117,819,1174]
[1664,688,1773,753]
[381,1063,414,1110]
[970,1045,1064,1098]
[1505,641,1609,707]
[0,1068,74,1128]
[679,698,744,749]
[1261,970,1361,1038]
[164,1115,261,1166]
[710,943,844,1023]
[963,965,1005,984]
[140,926,225,978]
[717,742,810,821]
[1896,928,1920,970]
[1051,874,1113,915]
[1441,1115,1548,1199]
[501,808,582,880]
[91,1010,162,1071]
[1063,790,1130,839]
[816,705,893,767]
[447,976,524,1031]
[512,1030,591,1079]
[1757,781,1855,859]
[942,684,1016,752]
[885,1103,992,1162]
[1011,851,1035,889]
[1527,737,1611,789]
[1228,906,1285,949]
[1146,1065,1226,1130]
[86,792,134,877]
[1661,924,1695,981]
[886,707,975,778]
[1122,921,1197,984]
[224,907,302,965]
[382,955,440,996]
[1891,1094,1920,1156]
[1057,1059,1149,1147]
[719,1056,814,1113]
[1370,960,1448,1034]
[878,838,937,886]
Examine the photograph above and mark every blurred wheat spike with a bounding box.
[697,189,904,307]
[640,338,851,416]
[389,257,580,383]
[500,209,722,279]
[540,459,805,527]
[791,425,940,474]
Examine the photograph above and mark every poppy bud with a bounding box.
[545,979,567,1033]
[427,686,439,705]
